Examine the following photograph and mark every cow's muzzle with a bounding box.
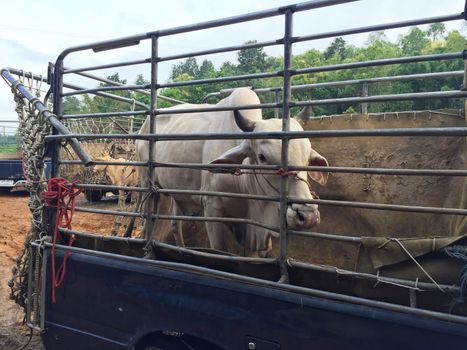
[286,203,320,229]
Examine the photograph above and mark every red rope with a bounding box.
[42,178,82,303]
[233,168,298,178]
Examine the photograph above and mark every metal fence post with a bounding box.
[279,8,294,284]
[463,53,467,121]
[361,81,369,114]
[273,89,280,118]
[144,35,159,246]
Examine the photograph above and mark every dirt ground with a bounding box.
[0,191,116,350]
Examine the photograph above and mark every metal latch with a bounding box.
[244,336,280,350]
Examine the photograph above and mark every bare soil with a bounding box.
[0,192,115,350]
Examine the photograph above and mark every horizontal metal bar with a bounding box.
[62,66,186,105]
[133,161,467,177]
[151,0,356,37]
[60,228,276,264]
[44,126,467,142]
[291,197,467,216]
[302,70,464,87]
[204,71,464,100]
[62,84,151,97]
[61,81,149,109]
[75,183,148,192]
[59,227,145,243]
[39,241,467,325]
[1,68,93,166]
[156,102,278,115]
[294,90,467,107]
[294,52,463,75]
[158,39,281,63]
[288,229,362,243]
[62,110,149,119]
[153,214,278,233]
[4,68,48,84]
[294,13,465,44]
[152,241,276,264]
[77,182,466,216]
[157,188,278,202]
[56,1,356,61]
[159,71,281,89]
[74,206,279,232]
[61,88,467,120]
[60,160,148,167]
[76,206,144,218]
[63,59,150,75]
[290,261,460,294]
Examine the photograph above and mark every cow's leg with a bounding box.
[170,204,185,247]
[123,191,143,238]
[204,221,244,255]
[112,189,126,236]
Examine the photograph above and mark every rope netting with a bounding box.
[8,78,50,310]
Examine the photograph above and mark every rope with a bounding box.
[8,84,51,311]
[42,178,82,303]
[388,238,445,293]
[233,168,299,178]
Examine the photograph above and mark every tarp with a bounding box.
[291,110,466,273]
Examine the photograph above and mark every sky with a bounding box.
[0,0,465,127]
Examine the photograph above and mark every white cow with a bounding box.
[137,88,328,255]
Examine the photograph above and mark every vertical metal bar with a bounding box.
[464,57,467,121]
[361,81,369,114]
[463,57,467,90]
[39,244,47,331]
[278,8,294,284]
[52,59,64,178]
[26,245,34,326]
[273,89,280,118]
[144,35,159,245]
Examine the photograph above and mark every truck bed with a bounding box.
[38,235,467,350]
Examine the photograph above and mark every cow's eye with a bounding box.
[258,154,267,162]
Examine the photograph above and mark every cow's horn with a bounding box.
[234,110,256,132]
[295,105,313,126]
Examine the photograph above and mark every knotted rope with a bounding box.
[42,178,82,303]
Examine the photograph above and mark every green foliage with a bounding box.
[71,27,466,118]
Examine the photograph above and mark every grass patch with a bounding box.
[0,144,18,154]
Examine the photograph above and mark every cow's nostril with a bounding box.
[296,211,305,224]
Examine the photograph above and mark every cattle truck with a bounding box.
[2,1,467,349]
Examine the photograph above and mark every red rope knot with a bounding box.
[276,168,298,178]
[42,177,82,303]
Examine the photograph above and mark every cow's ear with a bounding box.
[308,148,329,186]
[234,110,256,132]
[210,141,253,167]
[294,105,313,127]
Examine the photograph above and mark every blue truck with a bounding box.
[36,236,467,350]
[0,155,27,192]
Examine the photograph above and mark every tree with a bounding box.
[399,27,430,55]
[198,60,215,79]
[444,30,467,52]
[134,74,150,106]
[324,37,347,60]
[237,40,268,73]
[427,23,446,41]
[170,58,199,81]
[62,96,82,115]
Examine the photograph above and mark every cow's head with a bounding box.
[92,155,112,174]
[210,108,329,232]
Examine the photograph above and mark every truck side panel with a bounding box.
[41,249,467,350]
